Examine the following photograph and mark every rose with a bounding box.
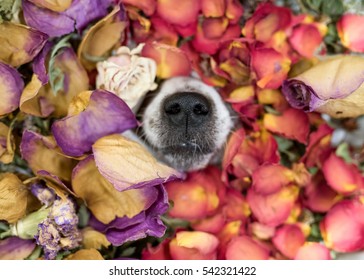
[96,44,157,112]
[282,55,364,118]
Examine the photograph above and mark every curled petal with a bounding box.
[337,14,364,52]
[225,236,270,260]
[20,130,76,182]
[72,156,161,224]
[32,41,53,84]
[0,122,15,164]
[0,21,48,67]
[294,242,331,260]
[166,166,224,220]
[89,184,169,245]
[272,224,305,259]
[322,153,364,195]
[0,173,29,223]
[170,231,219,260]
[282,55,364,118]
[0,237,36,260]
[141,42,191,78]
[78,5,127,70]
[156,0,200,26]
[263,108,310,144]
[320,199,364,253]
[251,47,291,89]
[0,62,24,116]
[247,185,299,227]
[252,164,293,195]
[52,90,137,157]
[93,134,180,192]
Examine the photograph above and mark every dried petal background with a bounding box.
[0,0,364,260]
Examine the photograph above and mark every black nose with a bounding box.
[163,92,211,129]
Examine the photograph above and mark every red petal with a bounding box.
[141,42,191,78]
[142,239,171,260]
[322,153,364,195]
[202,17,229,39]
[247,185,299,227]
[201,0,225,17]
[222,188,251,221]
[263,108,310,144]
[252,164,292,195]
[303,172,341,213]
[149,16,179,45]
[337,14,364,52]
[272,224,305,259]
[156,0,200,26]
[192,212,226,234]
[289,23,323,58]
[225,0,244,24]
[295,242,331,260]
[225,236,270,260]
[320,199,364,253]
[122,0,157,16]
[251,47,291,89]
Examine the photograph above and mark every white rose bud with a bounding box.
[96,44,158,112]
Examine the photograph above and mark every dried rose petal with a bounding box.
[225,236,270,260]
[272,224,305,259]
[0,237,36,260]
[337,14,364,52]
[156,0,200,26]
[294,242,331,260]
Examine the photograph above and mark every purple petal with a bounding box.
[282,79,325,112]
[32,41,53,84]
[52,90,137,157]
[22,0,112,37]
[0,237,35,260]
[89,185,169,246]
[0,62,24,115]
[22,0,76,37]
[64,0,113,31]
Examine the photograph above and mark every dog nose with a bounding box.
[163,92,211,128]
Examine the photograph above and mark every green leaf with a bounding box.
[48,34,73,96]
[321,0,345,17]
[335,142,352,163]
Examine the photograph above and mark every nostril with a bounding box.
[193,103,209,115]
[165,103,181,115]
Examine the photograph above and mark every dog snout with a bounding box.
[163,92,212,129]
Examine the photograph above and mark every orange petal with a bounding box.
[122,0,156,16]
[223,188,251,221]
[225,0,244,24]
[264,108,310,144]
[272,224,305,259]
[320,199,364,253]
[156,0,200,26]
[322,153,364,195]
[142,239,171,260]
[225,236,270,260]
[337,14,364,52]
[192,213,226,234]
[141,42,191,78]
[170,231,219,260]
[247,185,299,227]
[294,242,331,260]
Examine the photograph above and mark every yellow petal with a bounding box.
[0,122,15,164]
[78,5,127,70]
[72,156,154,224]
[65,249,104,260]
[81,227,110,250]
[0,173,29,223]
[92,134,179,191]
[29,0,73,12]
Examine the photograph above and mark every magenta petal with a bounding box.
[0,237,35,260]
[89,185,169,246]
[52,90,137,157]
[22,0,75,37]
[0,62,24,115]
